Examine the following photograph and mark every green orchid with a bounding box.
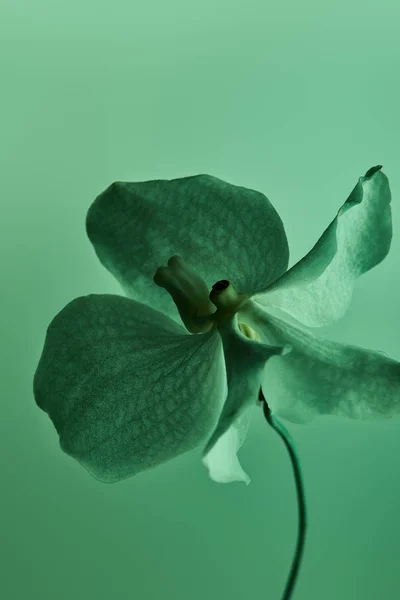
[34,165,397,487]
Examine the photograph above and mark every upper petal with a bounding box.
[242,300,400,423]
[34,294,226,483]
[202,314,289,484]
[86,175,289,324]
[252,166,392,327]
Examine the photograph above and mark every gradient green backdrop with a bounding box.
[1,1,399,599]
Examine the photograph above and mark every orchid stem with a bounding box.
[259,388,307,600]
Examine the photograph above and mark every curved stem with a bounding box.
[259,388,307,600]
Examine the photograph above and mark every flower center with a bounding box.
[153,256,251,334]
[238,322,260,341]
[209,278,249,318]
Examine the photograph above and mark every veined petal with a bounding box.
[34,294,226,483]
[253,167,392,327]
[202,315,289,484]
[242,300,400,423]
[86,175,289,324]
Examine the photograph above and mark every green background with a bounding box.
[1,1,399,599]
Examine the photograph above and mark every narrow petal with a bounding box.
[34,294,226,483]
[202,315,290,483]
[242,300,400,423]
[86,175,289,324]
[253,167,392,327]
[202,409,252,485]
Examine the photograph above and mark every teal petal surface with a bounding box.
[242,300,400,423]
[252,167,392,327]
[86,175,289,324]
[34,294,226,483]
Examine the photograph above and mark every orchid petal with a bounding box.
[242,300,400,423]
[203,315,290,484]
[202,409,252,485]
[253,167,392,327]
[34,294,226,482]
[86,175,289,324]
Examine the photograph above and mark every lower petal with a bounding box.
[241,301,400,422]
[202,315,289,483]
[34,294,226,482]
[202,409,252,485]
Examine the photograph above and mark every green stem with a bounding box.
[259,388,307,600]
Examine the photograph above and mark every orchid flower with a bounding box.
[34,165,397,488]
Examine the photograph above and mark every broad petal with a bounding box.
[241,300,400,422]
[202,315,289,484]
[34,294,226,483]
[86,175,289,324]
[253,167,392,327]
